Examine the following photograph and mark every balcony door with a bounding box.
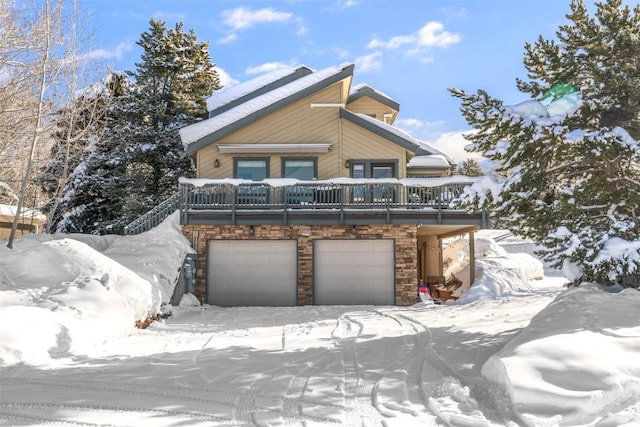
[234,158,269,205]
[350,160,397,203]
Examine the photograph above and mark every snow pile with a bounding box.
[443,231,544,303]
[101,212,194,302]
[482,285,640,426]
[0,213,192,366]
[0,224,639,424]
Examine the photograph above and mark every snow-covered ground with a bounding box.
[1,215,639,426]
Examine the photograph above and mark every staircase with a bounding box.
[124,192,181,235]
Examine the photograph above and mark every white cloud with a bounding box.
[296,25,309,36]
[354,51,383,73]
[245,61,299,75]
[337,0,359,9]
[221,7,294,31]
[368,35,413,50]
[215,67,240,89]
[84,42,133,61]
[416,22,461,49]
[367,21,461,55]
[427,130,483,164]
[396,118,439,130]
[216,33,237,45]
[218,7,300,44]
[442,7,469,21]
[395,120,482,163]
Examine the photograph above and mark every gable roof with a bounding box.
[340,109,453,162]
[180,63,355,155]
[409,154,452,168]
[348,83,400,112]
[206,66,313,117]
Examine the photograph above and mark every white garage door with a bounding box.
[207,240,297,306]
[314,239,395,305]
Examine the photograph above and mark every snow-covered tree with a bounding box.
[450,0,640,287]
[457,159,484,177]
[38,74,117,232]
[119,19,221,220]
[53,19,220,234]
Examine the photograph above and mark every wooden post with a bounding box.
[438,238,443,278]
[469,231,476,285]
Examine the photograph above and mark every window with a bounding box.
[282,158,317,180]
[349,160,398,203]
[234,158,269,180]
[349,160,397,179]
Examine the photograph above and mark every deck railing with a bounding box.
[179,178,474,212]
[124,178,483,233]
[124,192,181,235]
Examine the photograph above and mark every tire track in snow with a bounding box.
[2,375,345,421]
[396,310,525,427]
[0,402,233,425]
[1,376,239,409]
[0,411,106,427]
[371,309,434,420]
[334,311,396,426]
[281,353,345,426]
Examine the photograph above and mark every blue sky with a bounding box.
[81,0,586,161]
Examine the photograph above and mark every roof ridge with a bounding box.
[206,65,314,116]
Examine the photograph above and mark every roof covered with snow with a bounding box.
[415,140,455,165]
[180,63,455,164]
[348,83,399,111]
[340,110,454,161]
[206,66,314,116]
[180,63,354,154]
[409,154,452,168]
[0,204,46,221]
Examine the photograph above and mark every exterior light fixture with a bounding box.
[344,160,350,168]
[214,159,220,168]
[249,225,255,235]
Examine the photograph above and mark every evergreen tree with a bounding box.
[47,73,130,234]
[457,159,483,177]
[450,0,640,287]
[120,19,220,219]
[38,77,114,232]
[47,20,220,234]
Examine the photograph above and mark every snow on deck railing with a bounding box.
[178,176,479,211]
[178,175,479,188]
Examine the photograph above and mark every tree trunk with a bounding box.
[7,0,51,249]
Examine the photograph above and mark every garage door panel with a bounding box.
[208,240,297,306]
[314,240,394,305]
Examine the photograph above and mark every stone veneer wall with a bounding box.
[181,224,418,306]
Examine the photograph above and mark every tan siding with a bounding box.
[342,120,408,178]
[223,84,342,144]
[197,83,345,179]
[346,97,397,124]
[194,80,413,180]
[407,168,450,177]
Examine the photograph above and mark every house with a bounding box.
[173,63,487,307]
[0,204,46,240]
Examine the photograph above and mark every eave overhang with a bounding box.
[347,85,400,112]
[217,143,332,153]
[183,64,355,156]
[339,109,430,155]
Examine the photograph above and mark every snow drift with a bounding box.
[482,285,640,425]
[0,212,192,366]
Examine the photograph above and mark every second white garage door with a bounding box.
[207,240,297,306]
[313,239,395,305]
